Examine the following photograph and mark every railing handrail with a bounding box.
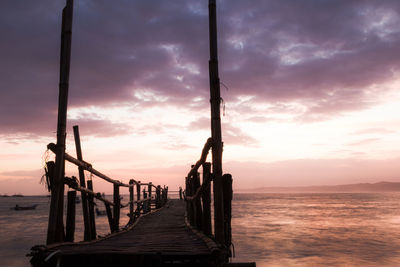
[187,138,213,178]
[185,172,212,202]
[63,176,157,208]
[46,141,168,244]
[48,143,140,187]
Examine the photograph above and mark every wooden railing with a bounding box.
[184,138,232,251]
[45,125,168,243]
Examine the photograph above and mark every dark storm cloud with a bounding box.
[1,0,400,136]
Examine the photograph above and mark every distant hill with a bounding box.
[238,181,400,193]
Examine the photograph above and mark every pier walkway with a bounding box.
[29,0,256,266]
[31,200,224,266]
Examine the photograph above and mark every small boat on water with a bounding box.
[95,208,106,216]
[11,204,38,211]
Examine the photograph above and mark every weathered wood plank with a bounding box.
[31,200,222,267]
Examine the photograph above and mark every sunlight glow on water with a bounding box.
[231,193,400,266]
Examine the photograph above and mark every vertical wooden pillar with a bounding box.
[65,190,76,242]
[208,0,225,245]
[136,182,141,215]
[194,172,203,230]
[161,187,165,207]
[156,185,161,209]
[113,184,120,231]
[73,125,91,241]
[202,162,212,236]
[137,181,141,201]
[105,203,114,233]
[45,161,55,191]
[185,177,190,220]
[222,174,232,248]
[188,177,195,226]
[143,189,148,213]
[87,180,96,239]
[129,180,134,223]
[148,182,152,212]
[47,0,74,245]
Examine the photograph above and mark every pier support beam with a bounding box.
[73,125,91,241]
[65,190,76,242]
[47,0,74,245]
[87,180,96,239]
[202,163,212,236]
[208,0,225,245]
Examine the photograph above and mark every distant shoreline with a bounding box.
[236,181,400,193]
[2,181,400,196]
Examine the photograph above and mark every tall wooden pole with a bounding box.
[73,125,91,241]
[47,0,74,245]
[208,0,225,245]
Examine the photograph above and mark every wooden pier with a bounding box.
[30,200,225,266]
[29,0,255,266]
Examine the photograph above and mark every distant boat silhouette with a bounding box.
[11,204,38,211]
[95,208,106,216]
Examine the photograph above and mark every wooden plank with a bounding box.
[31,200,222,267]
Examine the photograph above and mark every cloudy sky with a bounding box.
[1,0,400,194]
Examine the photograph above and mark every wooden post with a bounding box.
[185,177,190,221]
[113,184,120,231]
[148,182,152,212]
[129,180,134,223]
[73,125,91,241]
[202,162,212,236]
[194,172,203,230]
[87,180,96,239]
[156,185,161,209]
[136,181,141,215]
[104,203,114,233]
[188,177,195,226]
[45,161,55,192]
[208,0,225,245]
[65,190,76,242]
[47,0,74,245]
[222,173,233,248]
[137,181,141,201]
[143,189,148,213]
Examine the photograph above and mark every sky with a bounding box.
[1,0,400,195]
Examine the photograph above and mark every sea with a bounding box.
[1,193,400,267]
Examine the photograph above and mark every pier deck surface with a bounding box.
[31,199,222,267]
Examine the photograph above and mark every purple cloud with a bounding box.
[1,0,400,137]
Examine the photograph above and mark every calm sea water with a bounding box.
[1,193,400,266]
